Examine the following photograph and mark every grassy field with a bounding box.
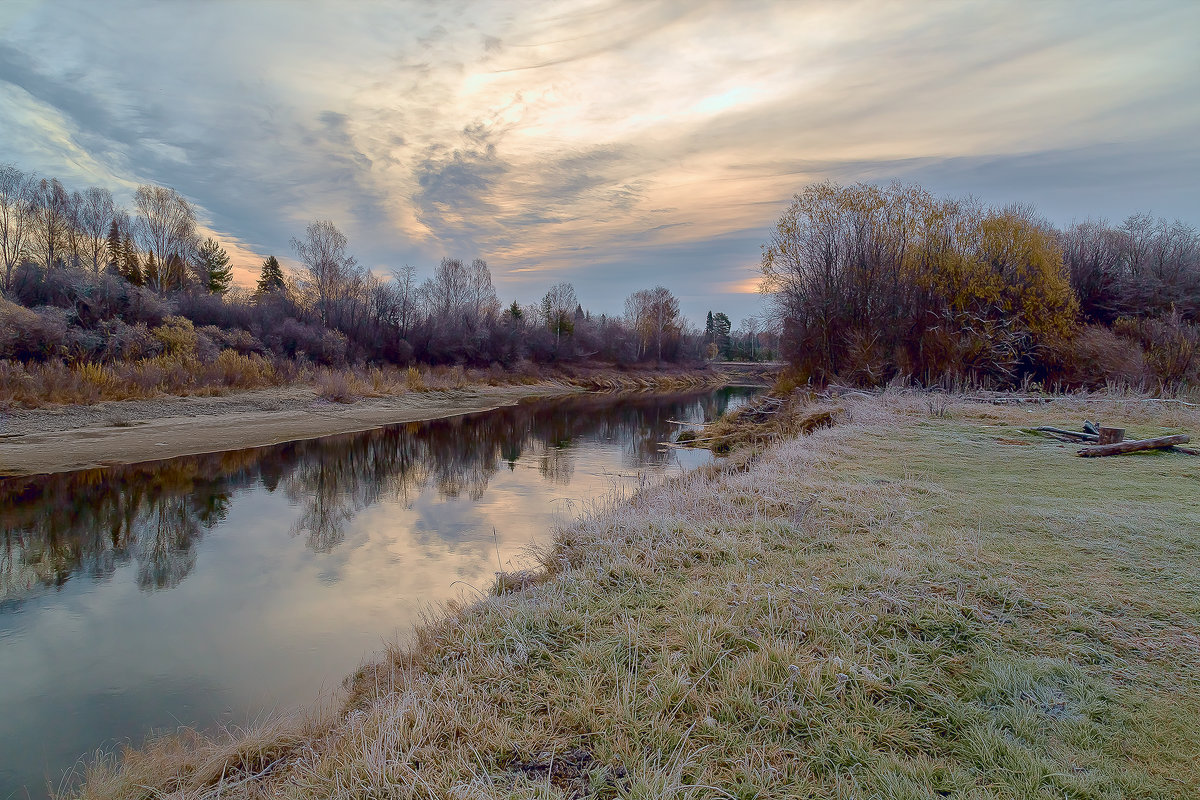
[70,392,1200,799]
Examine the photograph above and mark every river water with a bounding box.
[0,387,757,799]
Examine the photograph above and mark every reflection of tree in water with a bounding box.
[0,388,757,602]
[133,495,201,590]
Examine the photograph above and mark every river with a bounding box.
[0,386,757,799]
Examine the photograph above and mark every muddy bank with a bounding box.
[0,382,578,476]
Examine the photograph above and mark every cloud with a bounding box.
[0,0,1196,321]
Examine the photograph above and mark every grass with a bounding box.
[64,392,1200,799]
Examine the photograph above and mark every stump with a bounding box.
[1097,427,1125,445]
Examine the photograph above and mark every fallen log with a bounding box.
[1035,426,1098,442]
[1168,445,1200,456]
[1077,434,1190,457]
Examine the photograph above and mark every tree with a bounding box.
[195,237,233,294]
[257,255,286,294]
[541,281,578,354]
[0,164,34,292]
[30,177,69,271]
[106,219,123,274]
[120,233,143,285]
[391,264,418,336]
[78,187,116,273]
[144,250,159,288]
[134,184,197,292]
[625,286,681,362]
[712,312,732,357]
[291,219,359,325]
[762,180,1078,385]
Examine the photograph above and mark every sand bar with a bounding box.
[0,383,578,476]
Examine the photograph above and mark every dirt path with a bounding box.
[0,383,578,476]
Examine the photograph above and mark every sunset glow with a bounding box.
[2,0,1196,321]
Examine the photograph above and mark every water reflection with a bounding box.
[0,387,756,799]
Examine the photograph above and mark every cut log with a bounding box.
[1035,426,1098,442]
[1097,427,1125,445]
[1168,445,1200,456]
[1077,434,1190,457]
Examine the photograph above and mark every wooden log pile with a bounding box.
[1029,420,1195,457]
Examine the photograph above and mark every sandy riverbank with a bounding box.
[0,382,580,476]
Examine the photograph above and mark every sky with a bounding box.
[1,0,1197,325]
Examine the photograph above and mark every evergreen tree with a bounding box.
[196,237,233,294]
[705,310,714,342]
[256,254,285,294]
[144,250,159,289]
[120,235,143,286]
[712,312,732,358]
[106,219,122,274]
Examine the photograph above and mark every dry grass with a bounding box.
[64,391,1200,799]
[0,359,725,410]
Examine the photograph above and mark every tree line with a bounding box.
[0,163,698,371]
[703,310,778,361]
[761,181,1200,389]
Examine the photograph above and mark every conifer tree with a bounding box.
[121,235,143,286]
[106,219,122,274]
[196,237,233,294]
[144,250,159,289]
[256,255,285,294]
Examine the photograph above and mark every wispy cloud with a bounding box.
[1,0,1197,323]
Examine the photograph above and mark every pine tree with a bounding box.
[256,255,285,294]
[196,237,233,294]
[144,251,159,289]
[712,312,732,358]
[106,220,122,274]
[705,310,714,342]
[121,235,143,286]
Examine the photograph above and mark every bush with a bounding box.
[1056,326,1147,390]
[152,316,198,358]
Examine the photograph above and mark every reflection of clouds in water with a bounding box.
[0,387,762,799]
[0,388,760,601]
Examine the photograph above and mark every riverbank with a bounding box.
[67,391,1200,799]
[0,366,725,476]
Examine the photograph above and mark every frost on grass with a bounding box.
[69,393,1200,800]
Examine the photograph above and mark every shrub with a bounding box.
[152,316,198,358]
[1060,326,1147,390]
[209,350,278,390]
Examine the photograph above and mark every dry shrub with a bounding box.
[1063,326,1147,389]
[152,316,198,358]
[209,350,278,390]
[1113,313,1199,388]
[314,369,359,403]
[404,366,425,390]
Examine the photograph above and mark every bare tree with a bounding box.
[134,185,197,291]
[393,264,419,337]
[30,177,70,272]
[78,187,117,273]
[0,164,34,292]
[291,219,360,325]
[542,281,578,354]
[625,285,680,363]
[421,257,471,320]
